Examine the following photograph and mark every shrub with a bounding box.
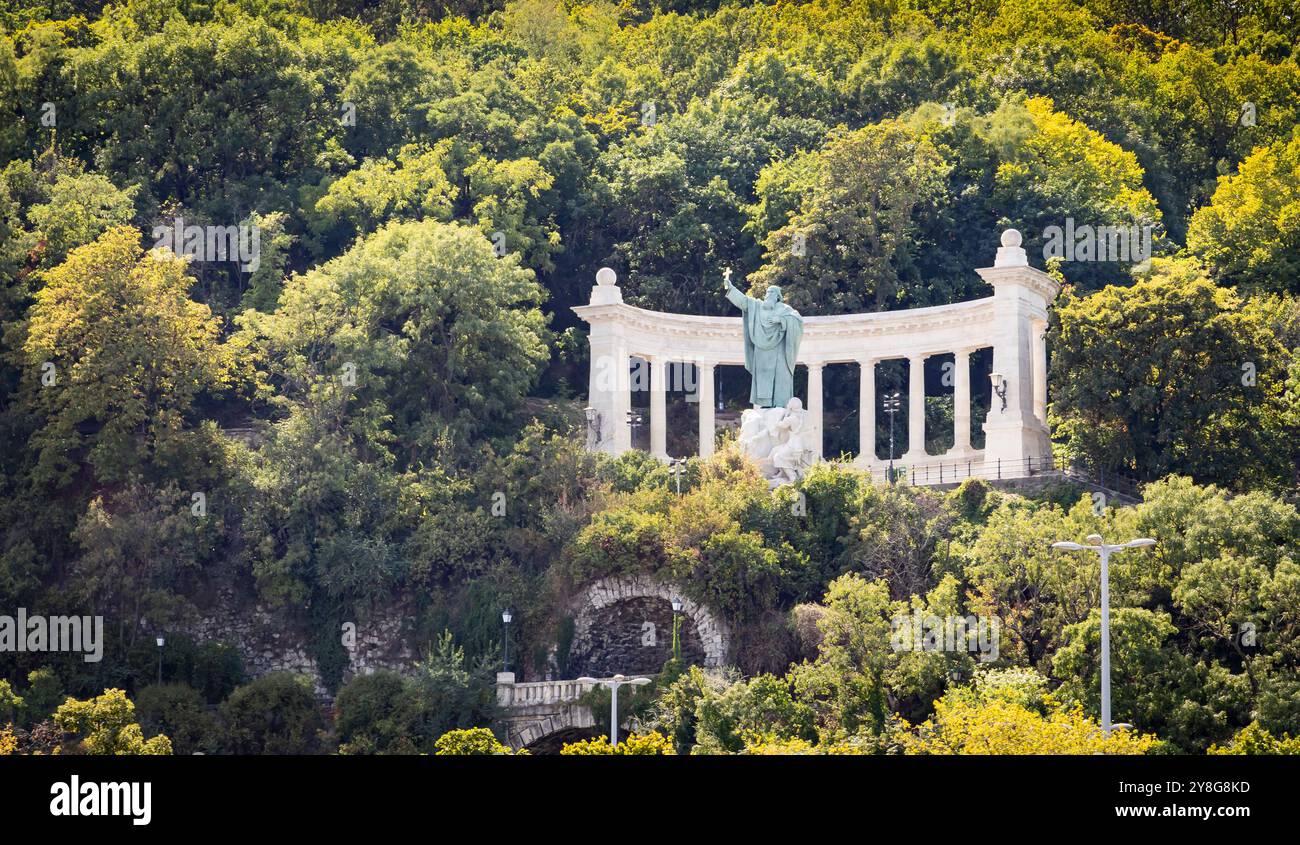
[0,681,21,726]
[1208,722,1300,755]
[900,696,1156,755]
[53,689,172,755]
[412,631,498,740]
[21,668,65,725]
[433,727,514,755]
[191,641,246,705]
[220,673,323,754]
[334,670,425,754]
[135,683,219,755]
[560,731,674,755]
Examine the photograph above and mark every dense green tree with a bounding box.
[1049,257,1289,486]
[134,683,220,755]
[749,119,951,314]
[1188,128,1300,295]
[220,673,323,754]
[19,226,232,486]
[242,218,548,454]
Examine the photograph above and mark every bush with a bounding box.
[412,631,499,740]
[219,673,323,754]
[433,727,514,755]
[21,668,65,726]
[53,689,172,755]
[135,683,220,755]
[560,731,673,755]
[334,670,425,754]
[191,642,246,705]
[0,681,21,726]
[1208,722,1300,755]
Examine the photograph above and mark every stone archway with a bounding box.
[566,575,729,676]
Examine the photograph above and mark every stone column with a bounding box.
[953,348,972,452]
[858,358,876,464]
[696,361,715,458]
[588,339,630,454]
[650,356,668,460]
[806,362,824,460]
[577,268,631,455]
[905,354,927,460]
[977,229,1059,470]
[1032,319,1048,425]
[611,349,632,453]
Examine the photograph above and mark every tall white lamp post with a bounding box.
[1051,534,1156,737]
[576,673,652,746]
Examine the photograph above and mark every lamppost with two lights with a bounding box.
[576,674,651,746]
[882,391,901,483]
[667,458,686,494]
[1050,534,1156,737]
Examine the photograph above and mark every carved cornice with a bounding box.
[975,265,1061,302]
[573,296,999,342]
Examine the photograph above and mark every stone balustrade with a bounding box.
[495,675,591,708]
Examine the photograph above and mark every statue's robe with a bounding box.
[726,283,803,408]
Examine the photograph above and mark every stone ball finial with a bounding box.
[596,267,617,287]
[1001,228,1022,248]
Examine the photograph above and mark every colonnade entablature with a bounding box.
[573,230,1057,482]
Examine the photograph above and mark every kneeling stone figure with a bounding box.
[739,397,817,487]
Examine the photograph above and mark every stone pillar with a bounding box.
[696,361,715,458]
[806,362,824,460]
[953,348,972,453]
[496,672,516,707]
[858,358,876,464]
[905,354,927,460]
[611,350,632,453]
[578,268,631,454]
[977,230,1059,471]
[650,356,668,460]
[1032,319,1048,425]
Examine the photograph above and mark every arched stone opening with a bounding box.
[567,576,729,675]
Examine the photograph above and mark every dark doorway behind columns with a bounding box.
[714,363,749,446]
[876,358,907,461]
[629,355,649,451]
[822,362,859,459]
[971,347,993,450]
[927,352,955,455]
[665,361,699,458]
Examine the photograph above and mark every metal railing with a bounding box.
[863,454,1142,499]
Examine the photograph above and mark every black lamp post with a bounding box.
[156,634,165,685]
[883,391,902,483]
[501,609,512,673]
[671,597,683,661]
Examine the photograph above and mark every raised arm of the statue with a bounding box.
[724,283,748,311]
[723,267,747,310]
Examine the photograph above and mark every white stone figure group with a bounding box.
[739,396,817,487]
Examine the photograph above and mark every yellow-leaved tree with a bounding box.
[21,225,232,486]
[560,731,674,755]
[53,688,172,755]
[902,695,1156,755]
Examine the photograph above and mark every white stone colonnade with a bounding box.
[573,231,1058,481]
